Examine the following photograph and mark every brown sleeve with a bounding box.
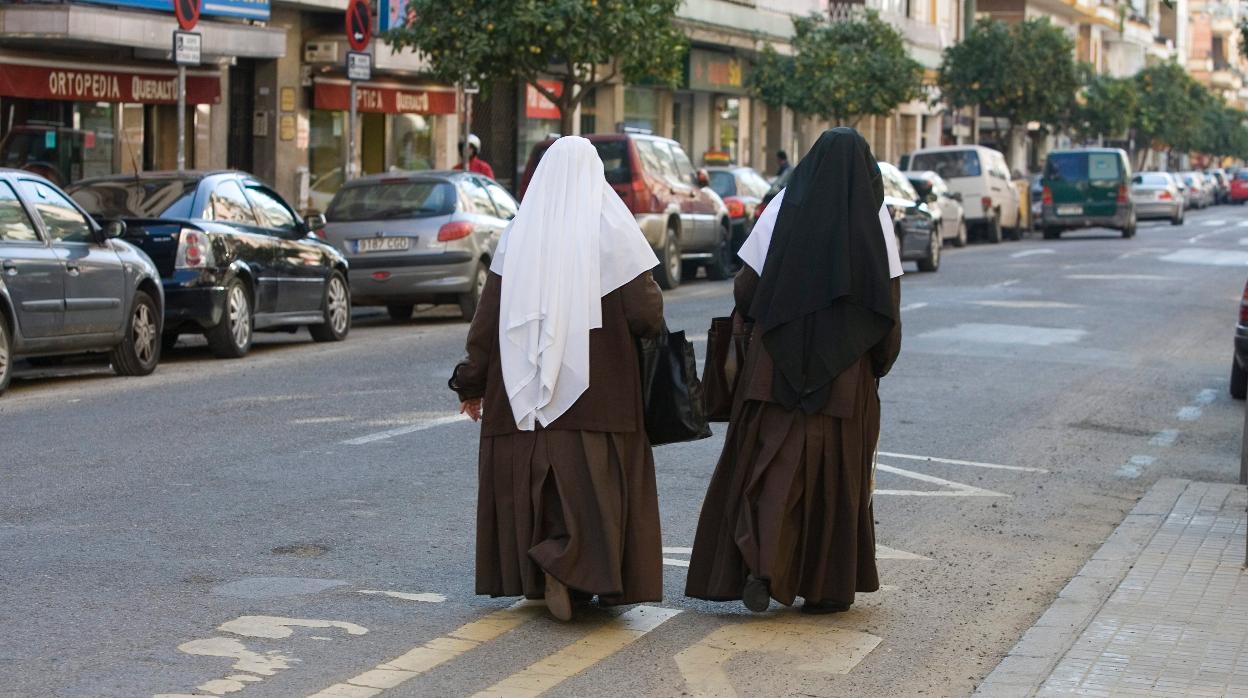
[449,272,502,401]
[734,266,760,318]
[620,271,665,337]
[870,277,903,378]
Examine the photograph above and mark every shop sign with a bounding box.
[686,49,749,95]
[77,0,269,21]
[313,80,456,115]
[525,80,562,121]
[0,62,220,104]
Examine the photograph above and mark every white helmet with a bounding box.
[467,134,482,150]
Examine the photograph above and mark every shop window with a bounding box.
[0,181,39,242]
[390,114,434,171]
[246,186,298,233]
[0,99,117,187]
[309,110,346,213]
[207,180,258,226]
[624,88,659,133]
[17,179,92,243]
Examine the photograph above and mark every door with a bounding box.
[227,60,256,173]
[17,178,124,335]
[245,182,326,314]
[0,179,64,338]
[665,143,718,247]
[203,178,279,314]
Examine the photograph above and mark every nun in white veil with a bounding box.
[450,136,667,621]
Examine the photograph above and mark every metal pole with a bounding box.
[176,65,186,171]
[348,81,357,180]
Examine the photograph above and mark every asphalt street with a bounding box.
[2,205,1246,698]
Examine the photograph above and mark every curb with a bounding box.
[972,478,1192,697]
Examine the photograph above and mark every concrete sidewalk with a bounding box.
[975,479,1248,697]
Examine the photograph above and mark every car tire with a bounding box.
[110,289,161,377]
[916,232,941,272]
[205,277,254,359]
[310,271,351,342]
[1232,357,1247,400]
[653,226,681,290]
[1171,208,1185,226]
[953,218,967,248]
[386,304,414,322]
[1121,215,1137,239]
[705,221,734,281]
[458,262,488,321]
[0,311,11,397]
[984,215,1002,244]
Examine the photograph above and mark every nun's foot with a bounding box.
[742,575,771,613]
[799,599,852,615]
[545,572,573,622]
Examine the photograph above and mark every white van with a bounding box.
[905,145,1022,243]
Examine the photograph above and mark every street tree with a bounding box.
[385,0,687,135]
[749,10,923,128]
[1131,62,1209,165]
[1072,72,1139,143]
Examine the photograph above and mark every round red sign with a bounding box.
[175,0,200,31]
[345,0,372,52]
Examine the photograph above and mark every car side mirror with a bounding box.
[103,220,126,239]
[949,192,963,202]
[924,192,938,204]
[695,169,710,188]
[305,213,326,231]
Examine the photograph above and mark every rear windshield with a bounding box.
[909,151,981,179]
[530,139,632,186]
[69,178,198,219]
[326,180,456,222]
[1047,153,1121,181]
[708,171,736,198]
[1136,173,1171,186]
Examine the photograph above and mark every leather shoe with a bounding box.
[545,572,573,621]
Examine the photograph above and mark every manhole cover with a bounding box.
[271,543,329,557]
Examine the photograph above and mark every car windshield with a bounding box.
[326,180,457,222]
[909,151,982,179]
[1137,173,1171,186]
[69,178,198,219]
[708,171,737,198]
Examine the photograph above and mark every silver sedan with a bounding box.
[1131,172,1185,225]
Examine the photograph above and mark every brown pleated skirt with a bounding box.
[475,429,663,605]
[685,377,881,607]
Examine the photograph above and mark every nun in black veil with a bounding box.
[685,128,904,614]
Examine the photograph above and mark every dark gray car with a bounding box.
[319,171,517,321]
[0,169,163,395]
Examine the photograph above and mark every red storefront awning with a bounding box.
[0,61,221,105]
[313,79,456,115]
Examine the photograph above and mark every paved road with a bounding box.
[2,206,1245,698]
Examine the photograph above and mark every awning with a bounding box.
[0,59,221,105]
[313,78,456,115]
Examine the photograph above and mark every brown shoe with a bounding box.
[800,599,852,615]
[545,572,573,621]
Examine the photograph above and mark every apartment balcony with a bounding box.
[1211,67,1240,90]
[831,1,952,69]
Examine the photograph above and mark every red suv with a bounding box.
[520,133,732,289]
[1231,169,1248,205]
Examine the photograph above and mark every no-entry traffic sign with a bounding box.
[175,0,200,31]
[345,0,371,52]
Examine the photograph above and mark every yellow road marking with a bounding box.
[306,601,542,698]
[674,615,881,697]
[470,606,682,698]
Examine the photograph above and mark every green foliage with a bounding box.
[1132,62,1208,153]
[1073,72,1139,141]
[385,0,686,130]
[748,11,924,126]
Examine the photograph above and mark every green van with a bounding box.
[1040,148,1136,239]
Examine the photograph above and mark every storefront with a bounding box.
[684,48,751,166]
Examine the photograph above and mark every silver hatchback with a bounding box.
[1131,172,1185,225]
[319,171,517,321]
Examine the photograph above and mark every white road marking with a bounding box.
[900,302,929,312]
[1203,219,1227,227]
[1239,220,1248,227]
[219,616,368,639]
[175,636,292,677]
[1065,274,1175,281]
[1160,248,1248,267]
[877,451,1049,473]
[663,546,692,554]
[874,463,1009,497]
[875,545,931,560]
[1149,429,1179,447]
[969,300,1082,309]
[993,279,1022,287]
[663,546,692,568]
[919,323,1086,347]
[1118,247,1173,260]
[471,606,682,698]
[358,590,447,603]
[1177,406,1202,421]
[664,557,691,568]
[342,414,466,445]
[1194,388,1218,406]
[1010,248,1055,259]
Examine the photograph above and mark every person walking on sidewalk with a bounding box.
[685,127,904,615]
[449,136,665,622]
[775,150,791,178]
[455,133,496,179]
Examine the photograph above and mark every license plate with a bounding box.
[1056,204,1083,216]
[356,237,411,253]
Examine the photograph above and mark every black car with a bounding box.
[1232,276,1248,400]
[70,171,350,359]
[880,162,940,272]
[0,169,164,395]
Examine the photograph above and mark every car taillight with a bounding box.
[981,196,993,212]
[754,199,769,220]
[1117,184,1128,204]
[1159,190,1173,200]
[437,221,473,242]
[724,196,746,219]
[175,229,214,269]
[1240,281,1248,324]
[1041,187,1052,206]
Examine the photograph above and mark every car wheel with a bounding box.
[705,222,735,281]
[984,215,1002,244]
[310,271,351,342]
[653,227,681,290]
[1171,208,1185,226]
[205,278,253,359]
[916,232,941,272]
[1232,357,1247,400]
[386,304,414,322]
[0,312,11,397]
[458,262,488,321]
[110,290,161,377]
[953,218,967,248]
[1121,215,1137,239]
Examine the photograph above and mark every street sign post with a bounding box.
[343,0,371,181]
[172,0,201,172]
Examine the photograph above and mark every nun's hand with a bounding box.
[460,399,482,422]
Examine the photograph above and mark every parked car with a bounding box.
[1206,168,1230,204]
[905,170,968,248]
[706,165,770,255]
[1233,169,1248,205]
[906,145,1022,243]
[319,171,515,322]
[1028,174,1044,230]
[1040,148,1136,239]
[1130,172,1185,225]
[752,166,795,225]
[1180,171,1215,209]
[880,162,940,272]
[1232,276,1248,399]
[0,169,163,395]
[520,133,732,289]
[69,171,350,359]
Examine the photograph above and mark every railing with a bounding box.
[827,1,950,50]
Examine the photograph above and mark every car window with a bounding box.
[1046,154,1088,181]
[69,178,198,219]
[636,139,681,185]
[0,181,40,242]
[1087,154,1121,181]
[327,180,457,222]
[246,185,299,233]
[708,171,737,198]
[910,150,982,179]
[463,178,497,217]
[17,179,92,243]
[207,180,258,226]
[739,170,771,197]
[592,140,632,186]
[666,143,698,184]
[483,181,518,220]
[1138,173,1171,186]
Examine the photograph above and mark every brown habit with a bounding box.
[451,270,665,604]
[685,267,901,607]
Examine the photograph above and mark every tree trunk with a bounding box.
[559,106,576,138]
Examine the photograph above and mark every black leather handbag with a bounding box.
[637,327,712,446]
